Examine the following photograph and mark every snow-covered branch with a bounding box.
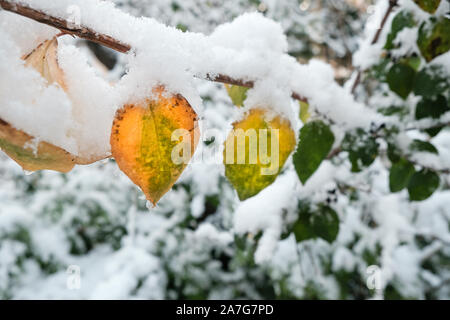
[0,0,309,103]
[0,0,130,52]
[351,0,398,94]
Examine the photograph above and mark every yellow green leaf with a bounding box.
[225,84,249,107]
[413,0,441,14]
[417,17,450,62]
[0,119,76,173]
[110,87,199,205]
[223,108,296,200]
[299,101,310,123]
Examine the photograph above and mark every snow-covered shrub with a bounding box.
[0,0,449,300]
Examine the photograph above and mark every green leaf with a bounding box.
[299,101,310,123]
[293,203,339,244]
[417,17,450,62]
[413,0,442,14]
[403,56,421,71]
[175,23,188,32]
[415,95,449,119]
[413,65,449,98]
[225,84,249,107]
[370,58,391,82]
[388,142,402,163]
[389,159,415,192]
[342,129,379,172]
[293,120,335,184]
[415,95,449,136]
[313,205,340,243]
[385,11,416,50]
[387,63,416,99]
[377,105,408,118]
[409,139,438,154]
[408,169,440,201]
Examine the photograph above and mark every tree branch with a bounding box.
[0,0,131,53]
[371,0,398,45]
[0,0,308,103]
[406,121,450,132]
[326,147,342,160]
[351,0,398,94]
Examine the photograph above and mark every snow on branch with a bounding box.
[0,0,308,103]
[351,0,398,94]
[0,0,130,52]
[0,0,380,161]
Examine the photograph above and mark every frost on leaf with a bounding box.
[110,87,199,206]
[0,37,78,173]
[223,108,296,201]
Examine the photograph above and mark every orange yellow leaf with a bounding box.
[110,87,199,205]
[223,108,296,200]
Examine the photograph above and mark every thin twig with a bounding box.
[416,231,450,247]
[326,147,342,160]
[371,0,398,45]
[0,0,131,52]
[420,241,443,262]
[0,0,308,103]
[429,277,450,294]
[351,0,398,94]
[406,121,450,132]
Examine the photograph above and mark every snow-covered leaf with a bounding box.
[409,139,438,154]
[385,11,415,50]
[0,37,79,173]
[342,129,379,172]
[387,63,416,99]
[417,17,450,62]
[225,84,248,107]
[23,37,67,90]
[293,203,339,244]
[415,95,449,119]
[412,0,442,14]
[415,95,449,136]
[408,170,440,201]
[413,65,449,98]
